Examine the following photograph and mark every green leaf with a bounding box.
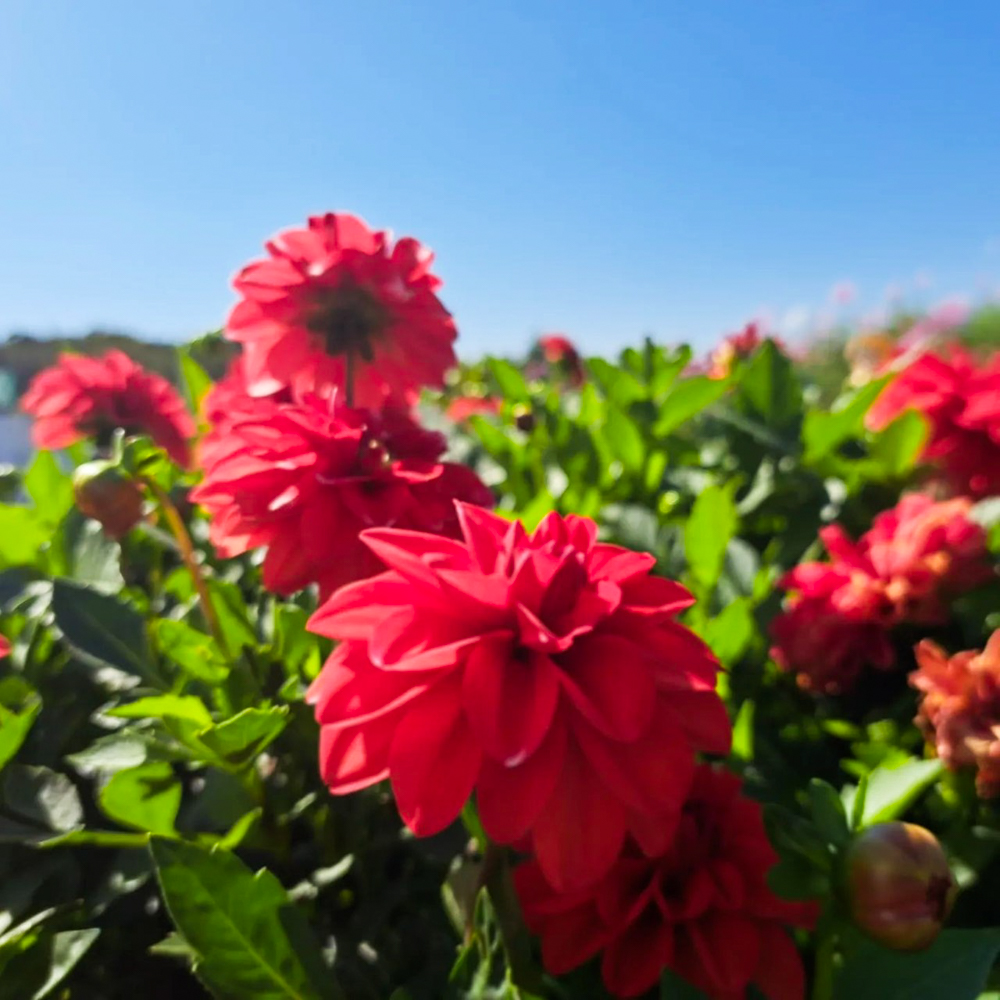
[738,340,802,427]
[0,926,101,1000]
[66,732,152,776]
[149,837,340,1000]
[3,766,83,834]
[731,700,754,762]
[867,409,930,479]
[802,378,889,464]
[0,696,41,773]
[808,779,850,848]
[684,484,738,590]
[39,829,149,849]
[488,358,529,401]
[206,580,257,653]
[109,695,213,728]
[99,761,181,836]
[196,707,288,765]
[0,506,48,570]
[589,358,645,407]
[702,598,754,664]
[23,452,73,529]
[604,406,645,473]
[178,348,213,416]
[155,619,230,682]
[51,579,155,682]
[68,520,125,591]
[660,967,708,998]
[844,758,944,827]
[654,377,728,436]
[834,928,1000,1000]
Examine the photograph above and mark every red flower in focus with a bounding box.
[21,351,195,466]
[867,348,1000,498]
[446,395,500,423]
[912,631,1000,797]
[191,393,492,597]
[515,766,817,999]
[224,213,457,407]
[307,506,730,891]
[771,494,989,693]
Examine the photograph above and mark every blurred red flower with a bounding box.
[191,394,492,598]
[771,494,989,693]
[912,631,1000,798]
[0,635,9,659]
[307,506,730,891]
[536,334,584,386]
[446,395,500,423]
[224,212,457,407]
[707,322,781,380]
[867,348,1000,498]
[20,350,195,466]
[515,765,817,999]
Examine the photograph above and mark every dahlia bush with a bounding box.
[2,212,1000,999]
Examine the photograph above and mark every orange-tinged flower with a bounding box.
[707,322,784,380]
[21,350,195,467]
[771,494,989,693]
[446,395,500,423]
[224,213,458,407]
[912,631,1000,797]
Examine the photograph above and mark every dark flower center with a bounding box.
[305,282,389,363]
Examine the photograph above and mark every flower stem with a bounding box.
[812,928,837,1000]
[143,477,230,663]
[481,843,543,994]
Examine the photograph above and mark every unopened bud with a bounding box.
[846,821,956,951]
[73,460,144,539]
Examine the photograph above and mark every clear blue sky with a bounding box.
[2,1,999,358]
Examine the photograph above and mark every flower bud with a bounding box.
[73,460,144,539]
[513,405,536,433]
[845,821,956,951]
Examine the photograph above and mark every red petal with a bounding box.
[600,907,675,999]
[660,692,733,756]
[538,900,609,976]
[318,713,396,794]
[307,572,413,639]
[689,912,760,995]
[388,678,481,836]
[461,636,560,764]
[752,925,807,1000]
[477,710,568,842]
[557,634,656,741]
[531,740,626,891]
[455,502,510,573]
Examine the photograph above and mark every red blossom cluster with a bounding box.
[516,766,817,999]
[867,348,1000,499]
[21,349,195,466]
[771,494,989,693]
[911,632,1000,798]
[191,393,492,598]
[706,322,784,380]
[446,395,501,423]
[17,211,819,998]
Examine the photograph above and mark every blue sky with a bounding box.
[1,1,999,358]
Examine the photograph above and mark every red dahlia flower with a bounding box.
[191,394,492,598]
[771,494,988,693]
[515,766,817,999]
[21,350,195,467]
[912,631,1000,797]
[224,213,457,407]
[867,348,1000,498]
[528,334,585,387]
[307,506,730,891]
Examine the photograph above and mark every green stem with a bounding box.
[812,928,837,1000]
[143,478,231,664]
[481,843,543,994]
